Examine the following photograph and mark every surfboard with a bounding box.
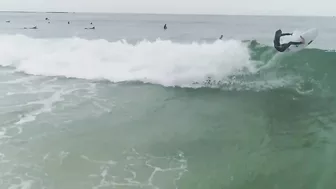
[280,28,318,53]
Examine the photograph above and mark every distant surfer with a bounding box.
[273,29,305,52]
[219,35,223,39]
[23,26,37,29]
[164,24,167,30]
[85,26,95,30]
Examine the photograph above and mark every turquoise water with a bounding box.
[0,12,336,189]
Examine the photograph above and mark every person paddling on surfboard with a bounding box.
[273,29,305,52]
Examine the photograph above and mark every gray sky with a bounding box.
[0,0,335,16]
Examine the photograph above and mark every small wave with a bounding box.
[1,34,331,92]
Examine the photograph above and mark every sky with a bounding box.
[0,0,335,16]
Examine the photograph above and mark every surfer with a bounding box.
[164,24,167,30]
[23,26,37,29]
[273,29,305,52]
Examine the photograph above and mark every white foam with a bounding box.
[8,180,34,189]
[88,148,188,189]
[15,89,65,125]
[0,127,11,140]
[80,155,117,165]
[0,34,256,88]
[58,151,70,165]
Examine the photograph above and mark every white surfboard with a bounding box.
[280,28,318,53]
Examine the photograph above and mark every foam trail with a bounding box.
[258,53,286,71]
[0,34,257,87]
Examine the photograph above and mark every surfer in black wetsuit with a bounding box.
[23,26,37,29]
[273,29,305,52]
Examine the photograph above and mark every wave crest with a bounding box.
[0,34,256,87]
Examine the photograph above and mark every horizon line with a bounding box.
[0,10,333,18]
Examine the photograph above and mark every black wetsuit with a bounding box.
[273,32,303,52]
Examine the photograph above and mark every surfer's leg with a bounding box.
[288,41,303,45]
[279,43,291,51]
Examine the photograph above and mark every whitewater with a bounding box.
[0,12,336,189]
[0,34,256,87]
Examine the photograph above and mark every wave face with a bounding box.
[0,34,335,93]
[247,40,336,95]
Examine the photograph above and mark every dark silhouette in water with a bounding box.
[219,35,223,39]
[5,20,10,23]
[23,26,38,30]
[85,26,95,30]
[164,24,167,30]
[68,21,70,24]
[45,18,49,21]
[90,22,93,25]
[48,22,50,24]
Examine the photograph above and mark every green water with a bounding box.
[0,13,336,189]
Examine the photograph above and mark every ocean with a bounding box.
[0,12,336,189]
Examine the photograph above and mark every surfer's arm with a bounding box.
[281,33,292,36]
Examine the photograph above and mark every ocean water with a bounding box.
[0,12,336,189]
